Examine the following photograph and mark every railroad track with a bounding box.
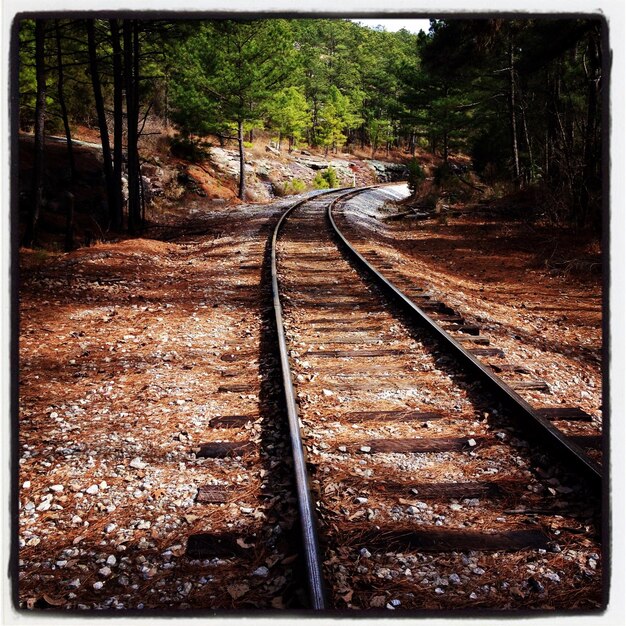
[271,186,604,611]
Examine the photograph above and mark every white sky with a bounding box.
[352,18,432,34]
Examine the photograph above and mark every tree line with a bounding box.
[18,16,603,245]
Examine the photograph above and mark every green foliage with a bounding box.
[316,86,362,151]
[169,135,209,162]
[265,86,311,149]
[277,178,307,195]
[171,20,295,138]
[407,158,426,195]
[313,167,338,189]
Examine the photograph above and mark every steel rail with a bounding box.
[270,187,362,610]
[327,190,603,487]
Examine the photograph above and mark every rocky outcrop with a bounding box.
[201,146,407,202]
[364,159,409,182]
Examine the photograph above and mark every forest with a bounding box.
[17,17,604,244]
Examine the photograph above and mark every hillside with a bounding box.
[17,129,412,250]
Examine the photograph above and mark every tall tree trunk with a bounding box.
[520,97,534,184]
[134,22,146,228]
[55,20,74,182]
[124,19,141,234]
[237,118,246,200]
[508,40,521,186]
[109,18,124,231]
[581,27,602,229]
[87,19,115,228]
[23,19,47,247]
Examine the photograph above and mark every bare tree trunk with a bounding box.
[87,19,115,227]
[237,118,246,200]
[124,19,141,233]
[55,20,74,182]
[520,98,534,183]
[581,27,602,228]
[109,18,124,231]
[23,19,47,247]
[509,40,521,186]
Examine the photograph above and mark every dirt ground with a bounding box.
[16,184,605,612]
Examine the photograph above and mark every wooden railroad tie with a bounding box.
[186,532,252,558]
[340,436,490,454]
[444,324,481,336]
[470,347,505,358]
[340,477,528,499]
[458,337,491,345]
[341,410,443,423]
[220,351,257,362]
[569,434,603,450]
[309,348,405,358]
[489,363,531,374]
[217,384,251,393]
[210,414,257,428]
[508,380,551,392]
[196,485,232,504]
[537,407,594,422]
[337,527,550,553]
[195,441,253,458]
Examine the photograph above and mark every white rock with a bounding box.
[129,457,147,470]
[105,523,117,533]
[93,581,104,590]
[36,500,51,511]
[360,548,372,558]
[22,481,31,489]
[67,578,81,589]
[360,446,371,453]
[99,566,112,577]
[406,506,420,515]
[322,389,333,397]
[50,484,64,492]
[467,438,477,447]
[71,515,82,524]
[450,503,463,511]
[253,566,269,577]
[106,555,117,566]
[355,497,368,504]
[86,484,99,495]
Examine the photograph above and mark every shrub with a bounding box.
[407,158,426,195]
[275,178,307,196]
[313,167,338,189]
